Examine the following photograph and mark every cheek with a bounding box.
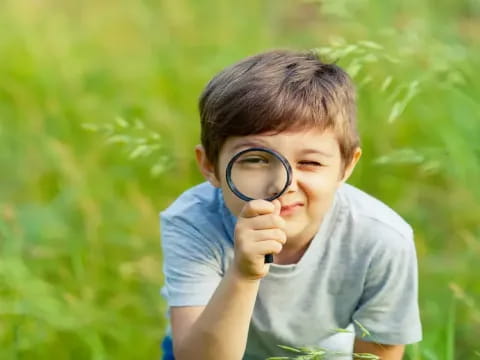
[222,189,246,217]
[216,158,245,216]
[301,174,340,202]
[301,175,328,195]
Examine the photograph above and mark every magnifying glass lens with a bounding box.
[226,147,291,263]
[229,150,289,201]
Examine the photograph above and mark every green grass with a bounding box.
[1,0,479,358]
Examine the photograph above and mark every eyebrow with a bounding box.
[300,148,334,157]
[230,140,270,153]
[230,142,334,157]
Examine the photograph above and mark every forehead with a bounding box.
[221,128,341,158]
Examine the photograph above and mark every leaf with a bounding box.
[353,319,372,338]
[420,160,442,175]
[277,345,303,353]
[357,76,372,88]
[330,36,346,47]
[101,123,114,136]
[81,123,98,132]
[331,327,353,333]
[339,44,358,57]
[151,160,169,176]
[134,137,147,144]
[106,134,131,145]
[150,132,161,140]
[374,148,425,165]
[352,353,380,359]
[346,61,362,78]
[129,145,150,159]
[383,54,400,63]
[362,54,378,63]
[359,40,383,50]
[405,80,420,100]
[388,80,420,123]
[115,116,129,128]
[387,102,404,123]
[297,347,326,356]
[381,76,393,92]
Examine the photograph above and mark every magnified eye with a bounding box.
[227,147,292,205]
[243,156,268,163]
[238,156,269,166]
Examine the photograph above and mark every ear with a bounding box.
[195,144,221,187]
[340,147,362,183]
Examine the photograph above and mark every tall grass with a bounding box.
[0,0,479,358]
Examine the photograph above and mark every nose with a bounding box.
[266,166,299,199]
[266,175,286,198]
[284,168,299,193]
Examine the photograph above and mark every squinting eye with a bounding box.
[299,161,323,167]
[240,157,268,164]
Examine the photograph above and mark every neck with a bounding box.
[275,221,321,265]
[275,241,311,265]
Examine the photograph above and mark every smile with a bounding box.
[280,203,303,216]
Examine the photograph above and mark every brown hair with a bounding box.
[199,49,359,171]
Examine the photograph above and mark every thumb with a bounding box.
[271,199,281,215]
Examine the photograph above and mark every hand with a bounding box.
[233,199,287,280]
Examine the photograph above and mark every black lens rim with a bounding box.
[225,147,292,202]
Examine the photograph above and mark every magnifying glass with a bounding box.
[226,147,292,263]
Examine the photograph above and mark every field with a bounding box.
[1,0,479,358]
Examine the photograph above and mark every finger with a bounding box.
[240,200,275,218]
[244,214,286,231]
[247,228,287,245]
[254,240,284,256]
[271,199,281,216]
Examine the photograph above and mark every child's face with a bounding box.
[197,128,361,244]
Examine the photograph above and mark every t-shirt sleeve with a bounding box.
[160,214,224,307]
[352,227,422,345]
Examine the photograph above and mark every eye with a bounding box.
[236,156,270,169]
[239,156,268,164]
[298,161,323,168]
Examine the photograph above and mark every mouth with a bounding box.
[280,202,303,216]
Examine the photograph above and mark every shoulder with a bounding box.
[337,183,414,253]
[162,182,222,222]
[160,183,232,306]
[160,182,235,244]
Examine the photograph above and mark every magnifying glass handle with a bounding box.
[264,254,274,263]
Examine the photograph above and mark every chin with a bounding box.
[285,225,308,241]
[285,218,319,242]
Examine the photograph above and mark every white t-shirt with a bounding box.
[160,182,422,359]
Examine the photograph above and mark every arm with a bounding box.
[171,267,260,360]
[354,338,404,360]
[169,200,286,360]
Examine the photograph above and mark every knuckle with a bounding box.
[253,200,273,212]
[238,243,252,257]
[275,229,287,243]
[248,200,261,210]
[240,203,252,217]
[274,215,286,228]
[246,200,257,209]
[272,241,283,254]
[235,220,254,235]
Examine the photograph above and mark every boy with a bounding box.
[160,49,422,360]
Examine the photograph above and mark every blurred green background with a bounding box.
[0,0,479,359]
